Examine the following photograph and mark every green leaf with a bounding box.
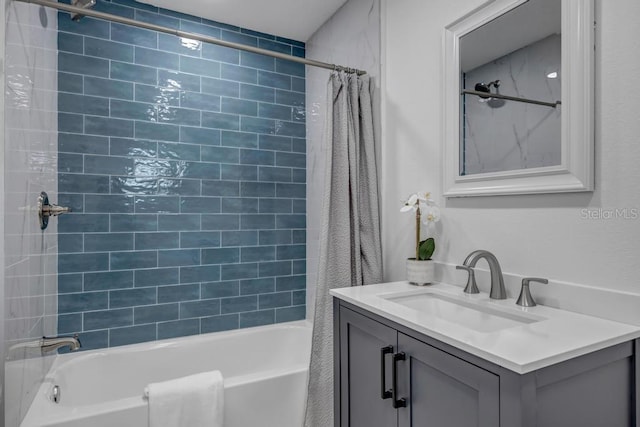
[418,238,435,260]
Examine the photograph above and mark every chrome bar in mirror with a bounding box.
[461,90,561,108]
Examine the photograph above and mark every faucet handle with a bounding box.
[456,265,479,294]
[516,278,548,307]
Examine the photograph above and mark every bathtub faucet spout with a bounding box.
[8,334,81,358]
[40,335,82,353]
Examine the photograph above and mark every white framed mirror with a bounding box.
[443,0,594,197]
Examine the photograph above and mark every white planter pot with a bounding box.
[406,259,434,286]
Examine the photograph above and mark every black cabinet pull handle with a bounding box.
[380,346,393,399]
[392,352,407,408]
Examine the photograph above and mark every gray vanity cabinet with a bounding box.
[337,306,397,427]
[397,333,499,427]
[334,299,640,427]
[337,304,499,427]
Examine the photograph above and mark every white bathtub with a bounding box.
[20,321,311,427]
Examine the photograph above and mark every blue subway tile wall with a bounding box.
[58,0,306,350]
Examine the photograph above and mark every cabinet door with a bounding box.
[397,333,500,427]
[339,307,398,427]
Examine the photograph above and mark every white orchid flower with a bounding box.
[401,192,431,212]
[422,206,441,224]
[400,193,419,212]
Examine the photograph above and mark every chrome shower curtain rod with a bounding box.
[462,90,561,108]
[15,0,367,76]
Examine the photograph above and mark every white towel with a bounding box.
[145,371,224,427]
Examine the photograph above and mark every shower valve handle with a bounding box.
[38,191,72,230]
[42,204,71,217]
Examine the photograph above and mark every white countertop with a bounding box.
[331,281,640,374]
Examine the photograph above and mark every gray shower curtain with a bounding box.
[304,72,383,426]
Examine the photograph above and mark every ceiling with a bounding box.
[460,0,561,72]
[137,0,348,42]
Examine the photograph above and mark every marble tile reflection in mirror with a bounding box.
[459,0,561,176]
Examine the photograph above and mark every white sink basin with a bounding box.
[382,290,544,333]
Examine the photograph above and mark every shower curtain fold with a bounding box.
[304,72,382,427]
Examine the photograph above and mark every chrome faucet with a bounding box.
[8,334,81,356]
[40,335,81,353]
[462,250,507,300]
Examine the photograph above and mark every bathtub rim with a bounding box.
[57,319,311,362]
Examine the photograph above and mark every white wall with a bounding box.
[306,0,381,317]
[382,0,640,318]
[4,2,58,425]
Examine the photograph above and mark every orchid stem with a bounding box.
[415,207,421,260]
